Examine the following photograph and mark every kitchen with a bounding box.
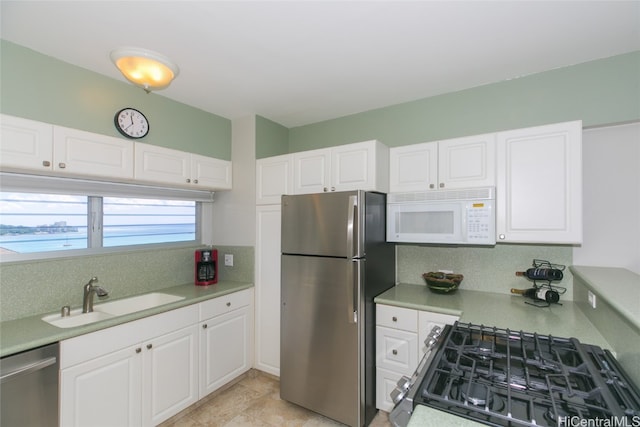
[1,2,639,427]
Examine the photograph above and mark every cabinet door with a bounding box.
[438,133,496,189]
[417,311,459,357]
[389,142,438,193]
[376,367,403,412]
[256,154,293,204]
[199,306,252,398]
[142,325,199,426]
[496,121,582,244]
[134,142,190,186]
[331,141,377,192]
[255,205,282,376]
[191,153,232,190]
[60,346,142,427]
[293,148,331,194]
[53,126,134,179]
[0,114,53,171]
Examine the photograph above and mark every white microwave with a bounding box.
[386,187,496,245]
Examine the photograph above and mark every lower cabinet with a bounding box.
[199,289,253,398]
[375,304,459,412]
[60,288,253,427]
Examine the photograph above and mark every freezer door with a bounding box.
[280,254,362,427]
[281,191,364,258]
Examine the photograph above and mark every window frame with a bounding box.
[0,172,213,264]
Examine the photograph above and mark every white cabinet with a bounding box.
[254,205,282,376]
[293,140,389,194]
[199,288,253,398]
[1,115,134,180]
[143,325,199,426]
[135,142,232,190]
[0,114,53,171]
[256,154,293,204]
[375,304,459,412]
[496,121,582,244]
[390,134,495,193]
[53,126,135,180]
[60,305,199,427]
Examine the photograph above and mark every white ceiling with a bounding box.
[2,1,639,128]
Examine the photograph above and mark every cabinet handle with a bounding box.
[499,234,506,240]
[392,349,398,356]
[226,302,231,307]
[429,184,435,189]
[147,344,152,350]
[203,324,208,329]
[58,162,66,169]
[42,160,51,167]
[392,316,397,322]
[323,187,328,192]
[439,183,445,188]
[135,348,141,353]
[193,179,198,184]
[331,187,335,192]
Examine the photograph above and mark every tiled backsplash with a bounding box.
[396,243,574,300]
[0,245,254,322]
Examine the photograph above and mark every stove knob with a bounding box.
[391,376,412,404]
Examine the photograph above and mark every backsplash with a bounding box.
[396,243,574,300]
[0,245,254,322]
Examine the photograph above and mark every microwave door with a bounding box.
[388,202,462,243]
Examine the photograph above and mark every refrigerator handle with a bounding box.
[347,194,357,259]
[348,259,359,324]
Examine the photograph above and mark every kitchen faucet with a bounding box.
[82,277,109,313]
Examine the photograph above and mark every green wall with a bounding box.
[256,115,289,158]
[288,51,640,152]
[0,40,232,160]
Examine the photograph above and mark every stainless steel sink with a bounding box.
[42,292,185,328]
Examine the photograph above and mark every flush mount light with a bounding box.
[110,47,179,93]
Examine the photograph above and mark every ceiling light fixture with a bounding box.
[110,47,179,93]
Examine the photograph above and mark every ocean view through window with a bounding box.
[0,192,196,255]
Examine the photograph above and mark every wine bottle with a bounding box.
[515,268,563,281]
[511,287,560,303]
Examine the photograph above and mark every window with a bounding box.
[0,192,198,256]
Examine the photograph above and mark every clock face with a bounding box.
[114,108,149,139]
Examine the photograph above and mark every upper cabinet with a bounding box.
[134,143,231,190]
[496,121,582,244]
[1,114,232,191]
[0,114,54,171]
[390,133,496,193]
[293,140,389,194]
[256,154,293,205]
[0,115,134,180]
[53,126,134,180]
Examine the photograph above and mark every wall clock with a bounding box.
[114,107,149,139]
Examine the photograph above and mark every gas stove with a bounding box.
[390,322,640,427]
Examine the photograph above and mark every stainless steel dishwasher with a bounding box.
[1,342,59,427]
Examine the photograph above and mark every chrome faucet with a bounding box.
[82,277,109,313]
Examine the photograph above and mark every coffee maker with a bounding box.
[195,248,218,286]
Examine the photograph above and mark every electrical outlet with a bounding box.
[588,291,597,309]
[224,254,234,267]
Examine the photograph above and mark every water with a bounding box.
[0,224,195,254]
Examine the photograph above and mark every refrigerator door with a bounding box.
[281,191,364,258]
[281,254,362,426]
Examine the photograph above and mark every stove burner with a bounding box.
[451,381,505,412]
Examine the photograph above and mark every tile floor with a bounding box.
[160,369,392,427]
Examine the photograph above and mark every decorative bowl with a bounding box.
[422,272,464,294]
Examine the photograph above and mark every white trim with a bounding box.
[0,172,215,202]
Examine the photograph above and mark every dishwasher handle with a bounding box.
[0,356,57,384]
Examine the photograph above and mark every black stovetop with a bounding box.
[415,322,640,426]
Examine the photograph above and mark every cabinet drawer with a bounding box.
[376,326,418,375]
[376,304,418,332]
[199,289,252,321]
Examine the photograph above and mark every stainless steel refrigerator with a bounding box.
[280,190,395,427]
